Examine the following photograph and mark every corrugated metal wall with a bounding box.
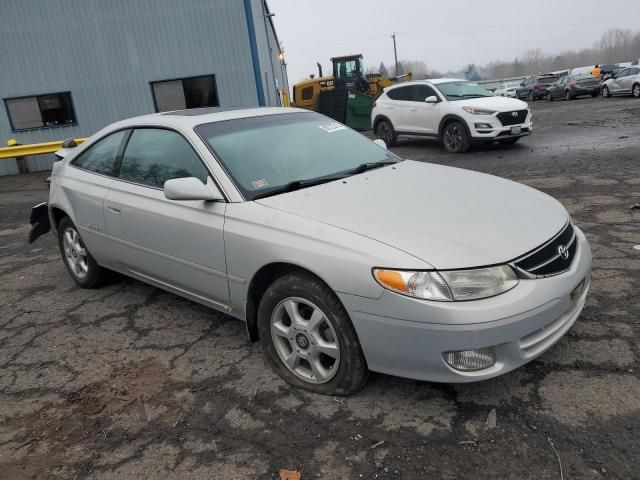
[0,0,285,176]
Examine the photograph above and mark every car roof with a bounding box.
[108,107,310,131]
[385,78,467,91]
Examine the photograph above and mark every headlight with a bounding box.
[462,106,496,115]
[373,265,518,302]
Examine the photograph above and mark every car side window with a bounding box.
[617,69,629,78]
[71,130,127,176]
[118,128,209,188]
[387,86,414,101]
[414,85,437,101]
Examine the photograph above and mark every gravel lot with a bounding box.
[1,96,639,479]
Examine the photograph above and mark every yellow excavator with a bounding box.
[292,54,411,129]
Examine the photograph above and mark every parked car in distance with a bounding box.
[515,75,558,101]
[30,107,591,396]
[545,74,600,101]
[372,79,532,153]
[601,66,640,98]
[494,81,521,97]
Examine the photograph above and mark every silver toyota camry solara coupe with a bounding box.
[31,107,591,395]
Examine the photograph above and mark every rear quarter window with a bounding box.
[71,130,127,176]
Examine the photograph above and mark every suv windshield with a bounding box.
[196,112,400,200]
[435,82,493,101]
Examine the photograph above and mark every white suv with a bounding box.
[372,79,533,153]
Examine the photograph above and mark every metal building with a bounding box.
[0,0,288,176]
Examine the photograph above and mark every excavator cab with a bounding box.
[331,55,369,93]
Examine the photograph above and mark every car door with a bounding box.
[403,84,440,135]
[103,127,230,310]
[610,69,628,93]
[621,68,640,92]
[385,85,415,132]
[63,129,129,263]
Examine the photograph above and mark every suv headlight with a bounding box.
[373,265,518,302]
[462,106,496,115]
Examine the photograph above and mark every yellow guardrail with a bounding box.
[0,138,86,160]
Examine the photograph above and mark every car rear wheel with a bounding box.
[58,216,105,288]
[633,83,640,98]
[546,92,553,102]
[529,90,536,102]
[257,271,368,395]
[602,85,610,98]
[442,121,470,153]
[375,119,397,147]
[565,90,573,101]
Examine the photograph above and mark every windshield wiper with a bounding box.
[253,175,344,200]
[347,161,396,175]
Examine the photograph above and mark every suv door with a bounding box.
[404,84,440,134]
[65,129,129,262]
[385,85,415,132]
[103,127,230,310]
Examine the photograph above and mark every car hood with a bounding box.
[456,95,529,111]
[256,161,568,269]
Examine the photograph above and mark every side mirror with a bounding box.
[164,177,224,201]
[373,138,387,149]
[425,96,438,103]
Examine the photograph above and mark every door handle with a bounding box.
[107,206,121,215]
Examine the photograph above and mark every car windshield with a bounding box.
[537,76,557,84]
[196,112,400,200]
[435,82,493,101]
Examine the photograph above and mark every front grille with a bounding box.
[513,223,577,277]
[497,109,528,126]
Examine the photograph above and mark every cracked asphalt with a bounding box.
[1,96,639,479]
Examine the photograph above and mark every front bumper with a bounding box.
[467,111,533,142]
[339,228,592,383]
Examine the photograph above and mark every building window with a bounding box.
[151,75,219,112]
[4,92,76,131]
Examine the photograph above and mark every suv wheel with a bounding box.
[442,121,470,153]
[375,119,397,147]
[58,216,105,288]
[529,90,536,102]
[257,271,368,395]
[633,83,640,98]
[602,85,610,98]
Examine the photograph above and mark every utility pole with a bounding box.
[392,33,399,76]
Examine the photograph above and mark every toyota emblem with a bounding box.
[511,111,519,117]
[557,245,569,260]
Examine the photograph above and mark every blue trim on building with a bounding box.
[243,0,265,106]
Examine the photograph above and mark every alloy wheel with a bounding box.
[444,124,463,152]
[62,227,88,279]
[270,297,340,384]
[376,122,392,145]
[633,84,640,98]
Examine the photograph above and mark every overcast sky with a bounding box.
[267,0,640,84]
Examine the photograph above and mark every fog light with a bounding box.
[443,348,496,371]
[474,123,492,129]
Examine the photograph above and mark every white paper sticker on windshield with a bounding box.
[318,122,346,133]
[251,178,269,189]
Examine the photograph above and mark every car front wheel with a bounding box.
[442,121,470,153]
[375,119,397,147]
[633,83,640,98]
[58,216,105,288]
[257,271,368,395]
[602,85,610,98]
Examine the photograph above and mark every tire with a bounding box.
[633,83,640,98]
[375,119,397,147]
[499,137,521,145]
[565,90,573,101]
[257,271,368,396]
[546,92,553,102]
[602,85,610,98]
[529,90,536,102]
[57,216,105,288]
[442,121,471,153]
